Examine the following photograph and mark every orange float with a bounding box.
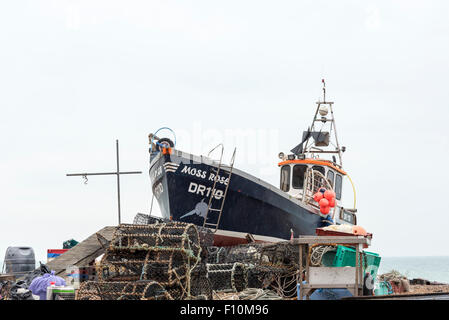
[319,198,329,207]
[324,190,335,201]
[352,225,367,236]
[313,192,323,202]
[320,206,330,215]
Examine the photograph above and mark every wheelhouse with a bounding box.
[278,159,346,203]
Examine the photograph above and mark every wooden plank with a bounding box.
[292,236,370,245]
[46,226,117,275]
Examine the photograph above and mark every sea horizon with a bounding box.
[378,255,449,284]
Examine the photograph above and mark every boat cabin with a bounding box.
[278,159,346,204]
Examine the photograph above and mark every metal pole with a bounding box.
[67,171,141,176]
[329,105,343,166]
[116,139,121,225]
[66,140,142,226]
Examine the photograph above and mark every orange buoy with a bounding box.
[319,198,329,207]
[320,205,330,214]
[324,190,334,201]
[313,192,323,202]
[328,197,335,208]
[352,225,367,236]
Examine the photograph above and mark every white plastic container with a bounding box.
[46,284,75,300]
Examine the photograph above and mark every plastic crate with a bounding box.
[374,281,392,296]
[321,245,381,279]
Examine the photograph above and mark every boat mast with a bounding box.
[303,79,344,167]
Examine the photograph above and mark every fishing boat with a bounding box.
[148,80,358,246]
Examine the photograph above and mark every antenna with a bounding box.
[322,78,326,102]
[66,139,142,225]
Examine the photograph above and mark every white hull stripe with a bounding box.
[163,162,179,172]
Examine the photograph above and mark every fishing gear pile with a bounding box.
[76,222,210,300]
[76,217,301,300]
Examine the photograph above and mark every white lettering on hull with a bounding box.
[181,165,229,185]
[188,182,224,200]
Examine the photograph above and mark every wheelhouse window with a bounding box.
[292,165,307,189]
[335,174,342,200]
[312,165,325,176]
[327,170,335,188]
[280,165,291,192]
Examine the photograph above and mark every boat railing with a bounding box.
[207,143,224,164]
[303,168,333,207]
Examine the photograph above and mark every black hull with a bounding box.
[149,150,329,245]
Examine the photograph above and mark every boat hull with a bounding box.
[149,150,329,246]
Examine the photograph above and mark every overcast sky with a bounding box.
[1,1,448,265]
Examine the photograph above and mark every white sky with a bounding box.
[1,1,448,264]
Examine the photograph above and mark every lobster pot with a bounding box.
[76,280,174,301]
[205,247,228,264]
[224,244,265,264]
[206,263,248,292]
[257,241,301,266]
[3,247,35,278]
[99,222,202,282]
[205,243,267,264]
[132,213,167,225]
[189,264,213,300]
[100,248,201,286]
[141,248,201,285]
[247,265,267,288]
[196,226,215,248]
[76,281,129,300]
[119,280,173,300]
[98,250,149,282]
[84,222,206,300]
[109,223,201,257]
[246,264,294,289]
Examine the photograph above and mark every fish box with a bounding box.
[322,245,381,279]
